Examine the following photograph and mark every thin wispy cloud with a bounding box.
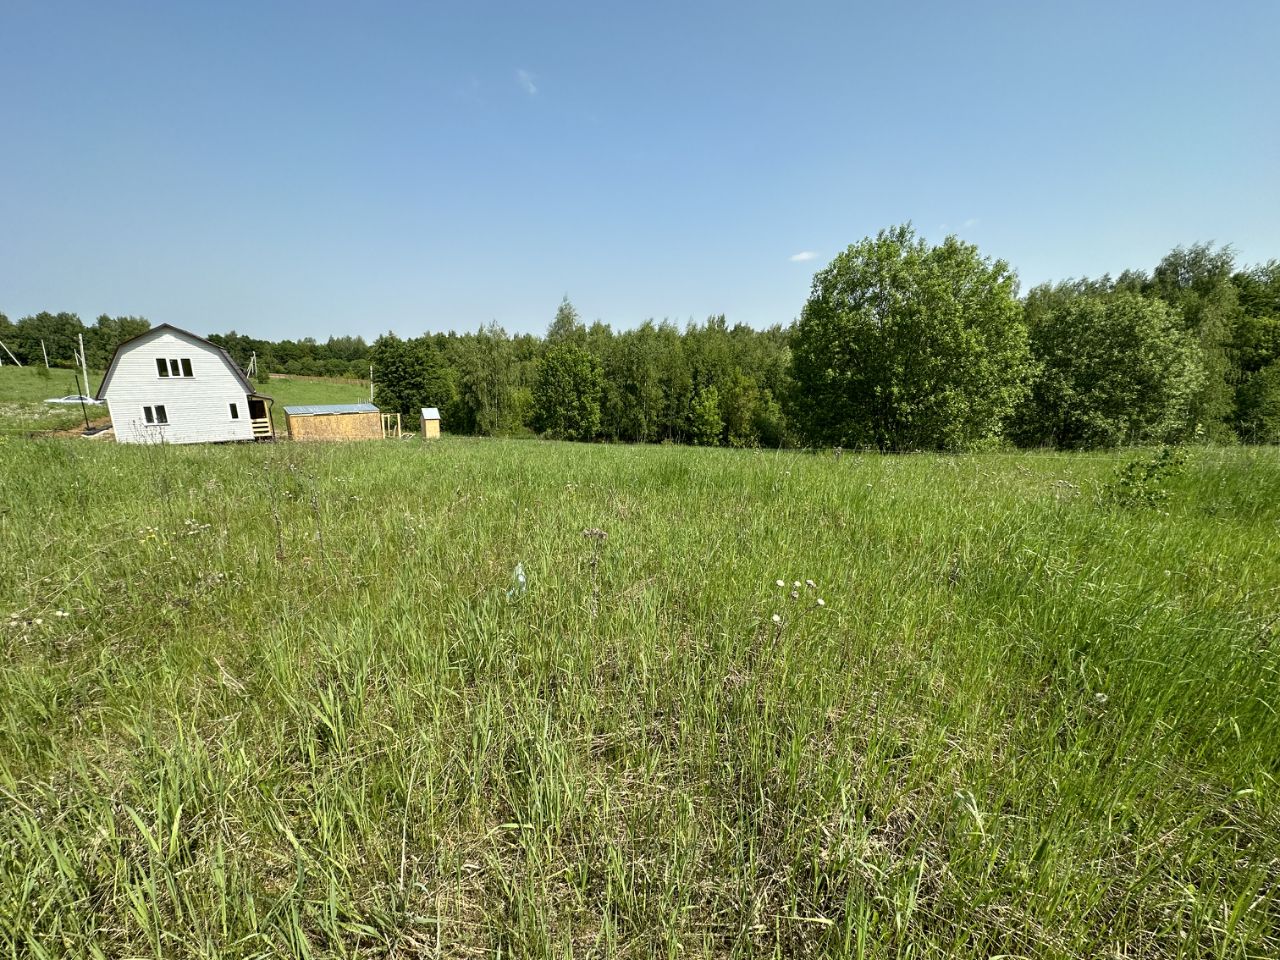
[516,69,538,95]
[962,217,980,228]
[789,251,817,262]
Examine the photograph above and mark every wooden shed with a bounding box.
[284,403,382,441]
[420,407,441,439]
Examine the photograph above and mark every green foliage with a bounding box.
[1235,361,1280,443]
[546,295,586,345]
[601,322,667,443]
[1101,445,1188,509]
[9,311,84,367]
[419,341,457,425]
[790,224,1032,451]
[1150,243,1241,440]
[532,342,602,441]
[208,329,372,380]
[751,388,787,447]
[87,314,151,367]
[455,323,525,435]
[371,332,425,417]
[1016,289,1203,448]
[688,384,722,445]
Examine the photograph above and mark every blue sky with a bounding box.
[2,1,1277,341]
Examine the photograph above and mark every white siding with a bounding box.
[102,329,255,445]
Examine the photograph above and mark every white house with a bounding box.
[95,324,275,444]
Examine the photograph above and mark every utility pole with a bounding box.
[72,370,91,432]
[0,340,21,366]
[78,333,90,396]
[41,339,50,369]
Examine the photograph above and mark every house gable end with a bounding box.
[96,324,256,400]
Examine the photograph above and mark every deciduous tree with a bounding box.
[532,342,602,441]
[372,333,425,417]
[790,225,1031,450]
[1150,243,1241,440]
[1015,289,1203,448]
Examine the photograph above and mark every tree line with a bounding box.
[4,225,1277,448]
[367,304,791,447]
[0,312,375,382]
[365,229,1280,449]
[0,312,150,372]
[790,227,1278,449]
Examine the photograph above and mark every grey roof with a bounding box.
[421,407,441,419]
[283,403,379,416]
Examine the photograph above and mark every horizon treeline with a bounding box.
[3,231,1277,448]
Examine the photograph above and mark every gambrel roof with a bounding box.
[95,324,269,401]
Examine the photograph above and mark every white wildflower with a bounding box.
[771,614,781,624]
[816,598,825,607]
[775,579,785,588]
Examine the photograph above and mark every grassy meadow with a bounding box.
[259,377,371,431]
[0,436,1278,958]
[0,366,106,435]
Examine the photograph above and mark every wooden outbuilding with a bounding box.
[284,403,382,441]
[420,407,441,439]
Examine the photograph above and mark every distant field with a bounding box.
[259,375,371,430]
[1,438,1277,957]
[0,364,104,435]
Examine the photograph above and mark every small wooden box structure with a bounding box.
[421,407,441,439]
[284,403,382,441]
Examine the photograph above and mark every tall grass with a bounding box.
[0,438,1276,957]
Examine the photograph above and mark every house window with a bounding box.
[155,358,194,378]
[229,403,239,419]
[143,405,168,425]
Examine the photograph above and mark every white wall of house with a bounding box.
[102,329,255,445]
